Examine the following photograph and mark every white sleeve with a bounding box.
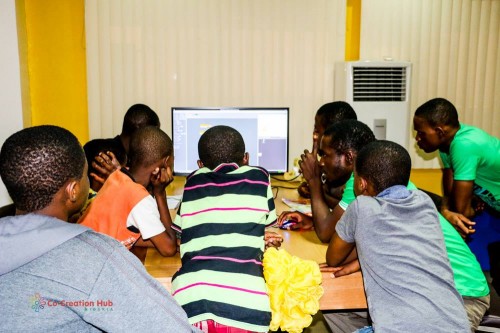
[126,196,166,240]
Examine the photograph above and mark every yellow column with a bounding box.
[16,0,88,144]
[345,0,361,61]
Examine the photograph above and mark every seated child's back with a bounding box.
[171,125,277,332]
[327,140,469,332]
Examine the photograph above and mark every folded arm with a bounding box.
[440,168,476,236]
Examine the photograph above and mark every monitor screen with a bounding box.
[171,107,289,175]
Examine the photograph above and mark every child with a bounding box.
[79,126,177,256]
[113,103,161,154]
[414,97,500,272]
[68,138,128,223]
[326,140,470,332]
[171,125,277,333]
[88,103,160,187]
[0,125,197,332]
[297,101,357,207]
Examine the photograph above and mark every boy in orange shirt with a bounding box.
[79,126,177,256]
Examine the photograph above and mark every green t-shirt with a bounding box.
[440,124,500,212]
[338,173,356,210]
[339,176,489,297]
[339,175,418,209]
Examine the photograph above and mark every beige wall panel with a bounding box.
[360,0,499,169]
[86,0,347,170]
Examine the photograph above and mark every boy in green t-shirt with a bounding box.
[413,97,500,276]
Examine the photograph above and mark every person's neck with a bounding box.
[32,206,70,222]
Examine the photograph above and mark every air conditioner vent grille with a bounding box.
[352,67,407,102]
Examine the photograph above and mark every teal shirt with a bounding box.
[440,124,500,212]
[339,175,489,297]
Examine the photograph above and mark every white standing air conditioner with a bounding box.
[334,60,412,149]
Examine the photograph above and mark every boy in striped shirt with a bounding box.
[171,125,277,333]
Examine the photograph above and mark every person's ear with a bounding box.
[163,156,171,168]
[197,160,204,168]
[435,126,446,138]
[345,150,355,165]
[357,176,368,194]
[242,152,249,166]
[65,180,79,203]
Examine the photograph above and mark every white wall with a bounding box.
[85,0,347,171]
[360,0,500,168]
[0,0,24,206]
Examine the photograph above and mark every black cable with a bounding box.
[273,185,300,190]
[272,186,279,200]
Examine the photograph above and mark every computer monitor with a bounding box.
[171,107,289,175]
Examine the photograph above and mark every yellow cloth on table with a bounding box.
[263,248,323,333]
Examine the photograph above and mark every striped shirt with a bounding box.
[171,163,277,332]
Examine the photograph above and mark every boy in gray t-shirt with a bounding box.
[326,140,469,333]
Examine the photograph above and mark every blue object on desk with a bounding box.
[280,220,297,230]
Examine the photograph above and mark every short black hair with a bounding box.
[414,98,459,128]
[323,120,376,155]
[316,101,357,129]
[198,125,245,170]
[128,126,172,168]
[83,138,127,178]
[0,125,86,212]
[356,140,411,194]
[122,103,161,136]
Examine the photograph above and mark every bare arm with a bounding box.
[451,180,475,217]
[325,232,356,267]
[320,257,360,278]
[442,168,454,197]
[440,168,476,236]
[146,166,178,257]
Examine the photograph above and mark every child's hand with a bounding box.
[151,166,174,195]
[319,260,360,278]
[472,195,486,214]
[442,209,476,237]
[90,151,121,186]
[297,181,311,198]
[298,149,321,185]
[277,211,313,230]
[264,231,283,249]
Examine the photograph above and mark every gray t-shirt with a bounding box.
[336,187,469,332]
